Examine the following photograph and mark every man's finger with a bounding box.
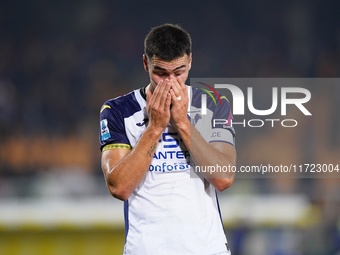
[176,77,188,100]
[153,79,168,109]
[150,80,164,108]
[169,88,178,104]
[170,77,181,98]
[159,80,170,108]
[164,91,171,111]
[146,89,152,107]
[176,76,186,90]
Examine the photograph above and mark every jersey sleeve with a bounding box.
[209,94,236,146]
[99,102,131,151]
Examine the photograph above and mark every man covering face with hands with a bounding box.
[100,24,236,255]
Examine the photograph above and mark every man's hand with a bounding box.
[146,80,172,134]
[169,77,190,131]
[167,77,236,191]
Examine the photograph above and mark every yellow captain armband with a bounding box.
[102,143,132,152]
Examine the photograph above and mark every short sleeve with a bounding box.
[99,102,131,151]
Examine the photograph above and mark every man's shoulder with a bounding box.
[100,88,144,118]
[102,89,137,107]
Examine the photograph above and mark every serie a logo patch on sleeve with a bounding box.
[101,119,111,141]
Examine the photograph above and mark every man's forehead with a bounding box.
[150,55,189,69]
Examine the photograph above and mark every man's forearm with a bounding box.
[190,126,235,175]
[104,127,161,200]
[104,80,172,200]
[176,121,236,190]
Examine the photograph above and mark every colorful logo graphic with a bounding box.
[196,82,229,115]
[197,82,228,106]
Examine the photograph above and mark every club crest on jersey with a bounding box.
[101,119,110,141]
[190,113,202,126]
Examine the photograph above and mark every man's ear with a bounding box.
[143,54,149,72]
[188,53,192,70]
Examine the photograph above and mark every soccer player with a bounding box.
[100,24,236,255]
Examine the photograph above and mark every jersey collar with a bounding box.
[140,86,147,101]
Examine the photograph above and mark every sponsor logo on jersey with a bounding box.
[190,113,202,126]
[149,162,190,172]
[136,118,148,127]
[101,119,111,141]
[148,132,190,173]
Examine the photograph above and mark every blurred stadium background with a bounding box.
[0,0,340,254]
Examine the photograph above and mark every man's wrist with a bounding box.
[145,125,164,139]
[174,119,190,134]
